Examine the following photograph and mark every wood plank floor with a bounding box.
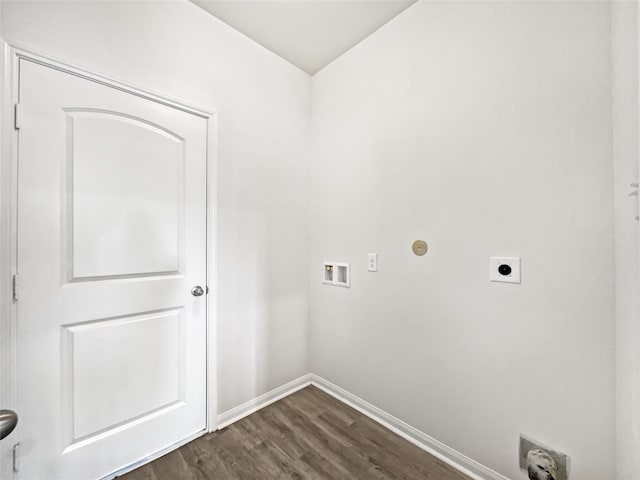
[118,386,470,480]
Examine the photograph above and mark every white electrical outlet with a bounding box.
[368,253,378,272]
[490,257,521,283]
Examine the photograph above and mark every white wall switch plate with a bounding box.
[368,253,378,272]
[490,257,521,283]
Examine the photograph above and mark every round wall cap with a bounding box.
[412,240,428,256]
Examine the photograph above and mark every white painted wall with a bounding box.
[613,1,640,478]
[0,0,311,415]
[0,1,626,478]
[309,2,615,479]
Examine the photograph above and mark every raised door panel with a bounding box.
[62,308,185,450]
[66,110,185,281]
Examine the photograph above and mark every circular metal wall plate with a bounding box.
[412,240,428,256]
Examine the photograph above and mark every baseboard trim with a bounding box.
[216,373,507,480]
[309,374,509,480]
[216,374,312,429]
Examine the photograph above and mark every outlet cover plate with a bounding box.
[519,435,569,480]
[490,256,521,283]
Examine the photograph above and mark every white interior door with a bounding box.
[16,59,208,480]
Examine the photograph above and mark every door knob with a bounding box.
[191,286,205,297]
[0,410,18,440]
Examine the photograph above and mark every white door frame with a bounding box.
[0,44,218,479]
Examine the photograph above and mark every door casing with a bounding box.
[0,44,219,480]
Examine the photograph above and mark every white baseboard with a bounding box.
[216,374,312,429]
[215,372,507,480]
[309,374,509,480]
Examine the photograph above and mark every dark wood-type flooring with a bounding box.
[119,385,470,480]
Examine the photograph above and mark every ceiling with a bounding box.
[191,0,416,75]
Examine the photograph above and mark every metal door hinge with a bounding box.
[12,274,19,302]
[14,104,20,130]
[12,443,20,473]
